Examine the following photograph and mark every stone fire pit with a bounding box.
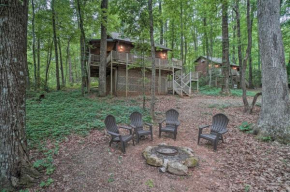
[143,143,199,176]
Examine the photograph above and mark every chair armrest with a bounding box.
[107,131,120,137]
[145,122,153,132]
[144,122,152,127]
[119,125,132,134]
[129,124,136,129]
[119,125,132,130]
[219,129,228,134]
[198,125,211,135]
[199,125,211,129]
[159,119,166,125]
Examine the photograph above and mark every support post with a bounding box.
[197,72,199,92]
[189,71,192,96]
[126,53,128,97]
[158,59,161,94]
[110,52,113,95]
[173,65,175,95]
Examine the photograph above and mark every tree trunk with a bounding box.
[148,0,156,119]
[99,0,108,97]
[171,20,175,58]
[32,0,37,90]
[241,0,253,113]
[180,1,184,74]
[67,39,74,84]
[257,0,290,143]
[58,37,65,87]
[76,0,88,95]
[44,41,53,91]
[235,0,243,89]
[232,10,236,64]
[248,2,254,89]
[204,17,211,86]
[37,36,41,89]
[0,1,40,189]
[221,0,230,95]
[52,0,61,90]
[159,0,163,45]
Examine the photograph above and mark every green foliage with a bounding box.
[244,184,251,192]
[108,173,114,183]
[257,136,273,142]
[26,90,151,148]
[208,103,232,109]
[145,179,154,188]
[238,121,253,133]
[40,178,54,188]
[199,86,257,97]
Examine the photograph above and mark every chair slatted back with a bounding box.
[105,115,119,134]
[211,113,229,133]
[165,109,179,128]
[130,112,143,131]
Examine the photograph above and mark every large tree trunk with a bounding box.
[58,37,65,87]
[76,0,88,95]
[248,2,254,89]
[257,0,290,143]
[148,0,156,119]
[159,0,163,45]
[0,1,40,189]
[221,0,230,95]
[241,0,252,113]
[180,1,184,74]
[171,20,175,58]
[44,41,53,91]
[67,39,74,84]
[99,0,108,97]
[52,0,61,90]
[235,0,243,89]
[37,36,41,89]
[32,0,37,90]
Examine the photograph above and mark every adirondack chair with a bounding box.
[198,113,229,151]
[159,109,180,140]
[104,115,134,153]
[130,112,153,144]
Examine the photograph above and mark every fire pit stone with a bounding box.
[142,143,199,175]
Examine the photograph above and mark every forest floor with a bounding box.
[30,94,290,192]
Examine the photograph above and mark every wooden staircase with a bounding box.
[173,72,193,96]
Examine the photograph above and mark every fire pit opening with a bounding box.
[156,146,178,156]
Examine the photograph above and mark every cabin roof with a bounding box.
[195,56,239,67]
[89,32,172,51]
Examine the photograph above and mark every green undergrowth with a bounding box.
[199,86,257,97]
[26,90,151,148]
[25,90,150,185]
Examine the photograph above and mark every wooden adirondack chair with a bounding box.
[198,113,229,151]
[104,115,134,153]
[159,109,180,140]
[130,112,153,144]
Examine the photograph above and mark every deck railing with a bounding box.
[89,50,182,69]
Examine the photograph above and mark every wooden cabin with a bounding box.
[87,32,183,96]
[194,56,243,87]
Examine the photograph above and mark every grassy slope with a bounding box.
[26,90,150,148]
[199,86,258,97]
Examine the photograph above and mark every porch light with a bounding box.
[119,45,124,52]
[161,53,166,59]
[232,66,237,70]
[215,64,219,68]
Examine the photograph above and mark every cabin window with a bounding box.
[214,64,219,68]
[201,59,205,63]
